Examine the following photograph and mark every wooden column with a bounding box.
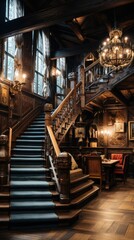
[56,152,71,204]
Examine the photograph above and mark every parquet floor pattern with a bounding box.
[0,179,134,240]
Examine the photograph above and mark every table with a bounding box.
[102,159,119,190]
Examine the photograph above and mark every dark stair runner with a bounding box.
[10,113,59,229]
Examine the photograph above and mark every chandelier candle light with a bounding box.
[99,28,133,70]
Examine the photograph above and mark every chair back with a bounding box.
[123,155,129,174]
[111,153,123,164]
[86,154,102,178]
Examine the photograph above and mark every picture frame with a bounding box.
[115,122,124,133]
[128,121,134,140]
[0,84,9,106]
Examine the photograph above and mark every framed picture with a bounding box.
[128,121,134,140]
[115,122,124,133]
[0,84,9,106]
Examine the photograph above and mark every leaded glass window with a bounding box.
[56,58,66,105]
[34,30,50,96]
[4,0,23,81]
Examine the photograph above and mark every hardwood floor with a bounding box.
[0,178,134,240]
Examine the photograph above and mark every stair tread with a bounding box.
[16,139,44,142]
[71,185,99,205]
[71,180,93,194]
[13,148,43,151]
[11,167,48,171]
[10,212,58,222]
[11,157,43,160]
[11,190,52,197]
[10,201,55,208]
[14,146,42,148]
[71,174,90,184]
[11,180,51,186]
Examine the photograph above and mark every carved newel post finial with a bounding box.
[44,103,53,126]
[56,152,71,204]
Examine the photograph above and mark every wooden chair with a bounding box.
[114,155,129,183]
[86,154,105,191]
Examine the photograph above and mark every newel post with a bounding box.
[44,103,53,127]
[56,152,71,204]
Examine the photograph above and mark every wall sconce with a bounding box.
[100,129,110,136]
[51,67,61,77]
[10,71,26,94]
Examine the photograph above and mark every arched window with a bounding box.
[4,0,24,81]
[34,30,50,96]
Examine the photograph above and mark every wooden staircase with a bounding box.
[85,61,134,107]
[0,111,99,230]
[2,60,133,230]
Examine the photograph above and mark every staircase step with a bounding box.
[10,180,52,189]
[11,167,49,173]
[16,139,44,143]
[10,190,52,199]
[71,185,99,207]
[26,127,45,131]
[29,124,45,128]
[10,212,58,224]
[14,145,43,149]
[10,200,56,210]
[12,148,43,152]
[11,175,50,180]
[23,131,45,135]
[71,180,94,198]
[11,155,43,158]
[71,174,90,186]
[19,135,45,139]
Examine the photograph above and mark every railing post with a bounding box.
[56,152,71,204]
[0,135,9,188]
[78,65,85,108]
[44,103,53,127]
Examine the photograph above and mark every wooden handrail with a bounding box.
[46,126,60,157]
[51,81,82,121]
[85,59,99,72]
[8,127,12,157]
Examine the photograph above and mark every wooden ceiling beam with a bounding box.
[67,20,85,42]
[50,40,98,59]
[110,89,128,106]
[0,0,133,39]
[89,101,103,109]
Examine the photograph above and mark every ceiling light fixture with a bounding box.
[99,28,133,70]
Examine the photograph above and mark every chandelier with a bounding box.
[99,28,133,70]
